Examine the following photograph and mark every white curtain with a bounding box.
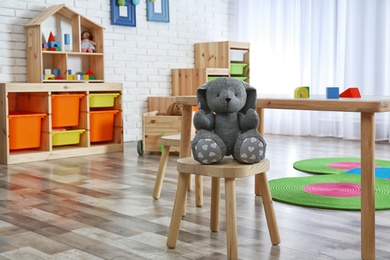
[233,0,390,141]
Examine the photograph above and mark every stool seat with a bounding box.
[177,157,270,178]
[167,157,280,259]
[159,134,182,147]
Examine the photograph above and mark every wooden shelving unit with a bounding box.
[171,41,250,96]
[0,83,123,164]
[195,41,250,83]
[0,5,124,164]
[25,4,105,83]
[171,68,229,96]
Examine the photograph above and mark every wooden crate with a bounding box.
[142,110,181,153]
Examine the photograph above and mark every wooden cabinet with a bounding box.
[195,41,250,83]
[0,83,123,164]
[171,68,229,96]
[25,4,104,83]
[171,41,250,96]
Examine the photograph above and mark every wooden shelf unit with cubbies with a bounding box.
[170,41,250,97]
[25,4,105,83]
[0,83,123,164]
[171,68,229,96]
[195,41,250,83]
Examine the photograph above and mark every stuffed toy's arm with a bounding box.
[193,109,214,131]
[238,108,259,131]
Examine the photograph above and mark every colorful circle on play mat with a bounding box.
[328,162,381,170]
[346,167,390,179]
[304,182,361,197]
[293,157,390,175]
[269,174,390,210]
[328,162,361,170]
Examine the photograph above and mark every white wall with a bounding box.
[0,0,235,142]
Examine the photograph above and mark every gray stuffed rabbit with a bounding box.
[192,77,266,164]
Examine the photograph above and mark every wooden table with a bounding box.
[176,95,390,260]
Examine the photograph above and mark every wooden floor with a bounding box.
[0,135,389,259]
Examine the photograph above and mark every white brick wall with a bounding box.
[0,0,235,142]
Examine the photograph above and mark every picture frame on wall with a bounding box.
[111,0,136,27]
[147,0,169,23]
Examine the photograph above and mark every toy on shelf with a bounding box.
[65,69,95,81]
[44,74,55,80]
[81,31,96,53]
[326,87,339,99]
[47,32,60,51]
[294,86,310,98]
[67,69,73,80]
[43,68,62,80]
[339,87,361,98]
[85,70,95,80]
[63,33,71,51]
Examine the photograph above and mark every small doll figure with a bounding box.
[81,31,96,53]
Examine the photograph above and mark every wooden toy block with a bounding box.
[326,87,339,99]
[48,41,60,49]
[48,32,55,42]
[45,74,55,80]
[53,69,60,77]
[339,87,361,98]
[294,86,310,98]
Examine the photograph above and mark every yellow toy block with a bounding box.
[294,86,310,98]
[44,74,55,80]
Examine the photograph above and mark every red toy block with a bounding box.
[339,87,361,98]
[48,32,56,42]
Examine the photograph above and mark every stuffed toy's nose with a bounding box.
[226,97,231,103]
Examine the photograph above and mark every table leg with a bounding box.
[361,112,375,260]
[255,107,265,196]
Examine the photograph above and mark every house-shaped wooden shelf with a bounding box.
[25,4,105,83]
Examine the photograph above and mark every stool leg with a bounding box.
[167,172,190,249]
[225,178,238,260]
[153,145,171,199]
[255,175,261,196]
[257,172,281,245]
[210,177,220,232]
[196,175,203,207]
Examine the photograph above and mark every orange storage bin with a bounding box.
[51,94,84,127]
[90,110,119,142]
[8,111,46,150]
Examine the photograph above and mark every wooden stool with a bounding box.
[153,134,181,200]
[153,134,203,205]
[166,157,280,260]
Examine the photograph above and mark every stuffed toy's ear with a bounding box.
[240,81,257,114]
[196,81,211,113]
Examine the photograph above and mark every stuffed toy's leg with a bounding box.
[233,129,267,164]
[191,129,226,164]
